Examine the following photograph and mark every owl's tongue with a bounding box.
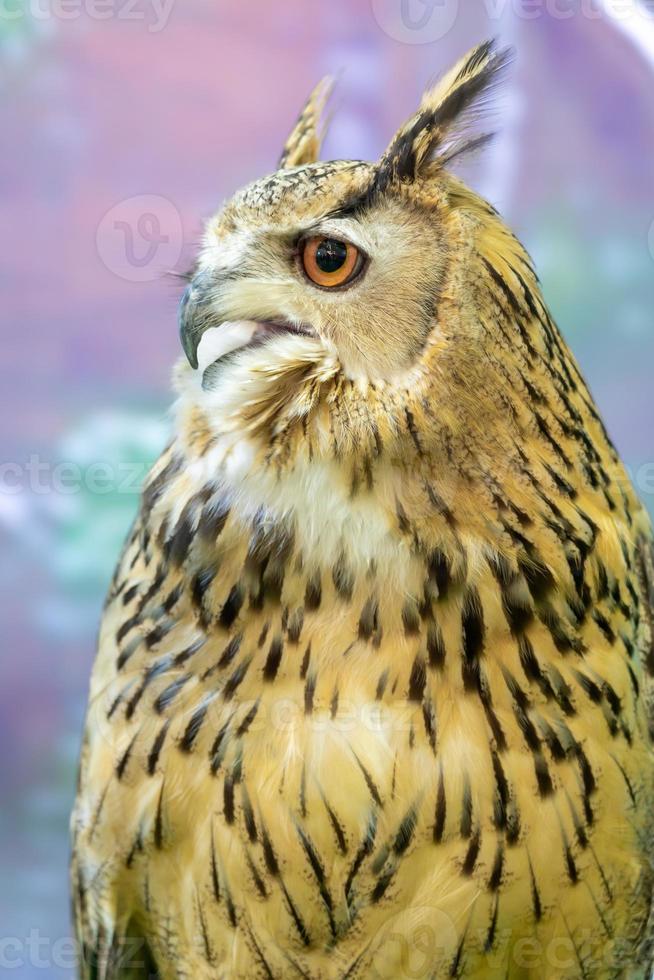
[195,319,317,372]
[195,320,261,372]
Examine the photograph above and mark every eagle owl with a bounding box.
[71,41,654,979]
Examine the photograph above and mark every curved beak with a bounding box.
[178,270,219,369]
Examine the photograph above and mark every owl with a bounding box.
[71,41,654,979]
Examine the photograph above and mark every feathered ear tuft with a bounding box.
[375,39,514,191]
[278,77,334,169]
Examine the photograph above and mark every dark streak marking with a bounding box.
[263,636,284,682]
[116,733,138,781]
[305,570,322,610]
[408,656,426,702]
[147,721,170,775]
[478,675,508,752]
[427,550,451,599]
[405,408,424,456]
[296,825,336,936]
[179,701,209,753]
[518,554,555,602]
[223,658,252,700]
[300,644,311,679]
[460,776,473,839]
[287,608,304,644]
[376,669,390,700]
[244,925,275,980]
[592,610,616,645]
[485,893,500,951]
[197,499,230,544]
[122,584,139,606]
[246,852,268,898]
[564,839,579,884]
[528,856,543,921]
[371,868,395,903]
[427,621,446,670]
[359,597,379,640]
[145,620,174,650]
[462,827,481,875]
[210,828,221,902]
[422,698,437,753]
[236,700,259,738]
[219,584,245,628]
[352,752,383,808]
[281,881,311,946]
[345,811,377,902]
[538,718,567,762]
[425,483,456,527]
[491,750,509,829]
[209,719,231,774]
[488,841,504,891]
[191,567,215,625]
[116,613,141,649]
[223,776,235,824]
[260,822,279,877]
[323,796,348,854]
[461,587,485,690]
[402,599,421,635]
[154,674,191,714]
[393,805,418,855]
[434,767,446,843]
[396,497,412,535]
[610,754,636,807]
[332,554,355,601]
[534,752,554,797]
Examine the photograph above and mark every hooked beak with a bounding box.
[179,269,320,371]
[178,270,217,369]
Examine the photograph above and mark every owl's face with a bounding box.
[183,160,450,382]
[177,42,519,471]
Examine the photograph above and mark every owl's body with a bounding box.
[72,44,654,979]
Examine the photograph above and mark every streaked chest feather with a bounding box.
[73,440,654,978]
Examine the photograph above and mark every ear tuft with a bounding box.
[375,39,514,191]
[278,77,334,170]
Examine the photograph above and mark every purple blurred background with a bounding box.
[1,0,653,974]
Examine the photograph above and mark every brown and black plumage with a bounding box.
[71,41,654,979]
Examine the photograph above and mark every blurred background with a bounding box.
[1,0,653,974]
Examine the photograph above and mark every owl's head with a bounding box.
[177,40,543,482]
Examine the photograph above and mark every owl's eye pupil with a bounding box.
[315,238,348,274]
[301,234,363,288]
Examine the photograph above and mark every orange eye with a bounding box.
[300,236,363,288]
